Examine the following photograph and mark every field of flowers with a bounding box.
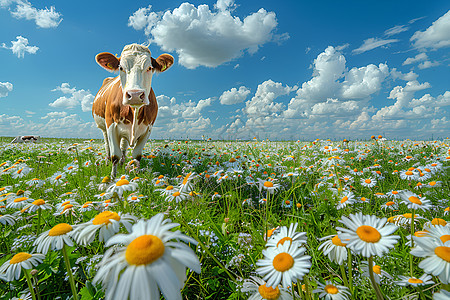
[0,136,449,300]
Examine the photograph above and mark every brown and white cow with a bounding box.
[92,44,173,177]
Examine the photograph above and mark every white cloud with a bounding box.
[352,37,399,54]
[340,63,389,99]
[129,0,284,68]
[49,83,94,112]
[219,86,250,105]
[418,60,440,69]
[1,0,62,28]
[0,81,13,97]
[403,53,428,65]
[41,111,67,119]
[0,113,99,138]
[384,25,409,36]
[411,10,450,50]
[1,36,38,58]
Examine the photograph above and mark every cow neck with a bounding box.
[130,106,140,147]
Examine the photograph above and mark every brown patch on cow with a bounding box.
[135,155,142,161]
[152,54,174,73]
[93,77,158,128]
[111,155,120,164]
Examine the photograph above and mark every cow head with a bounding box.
[96,44,174,107]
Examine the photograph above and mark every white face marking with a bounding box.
[118,46,155,107]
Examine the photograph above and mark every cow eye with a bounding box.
[119,65,124,71]
[147,66,153,72]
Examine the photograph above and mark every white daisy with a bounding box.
[33,223,76,254]
[256,241,311,288]
[395,273,434,287]
[337,213,400,258]
[318,234,348,265]
[265,223,307,248]
[73,211,136,246]
[399,190,433,211]
[105,178,138,197]
[0,252,45,281]
[0,214,16,226]
[360,261,393,284]
[313,281,351,300]
[93,214,201,300]
[433,290,450,300]
[410,225,450,284]
[241,276,292,300]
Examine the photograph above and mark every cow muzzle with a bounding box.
[124,89,146,106]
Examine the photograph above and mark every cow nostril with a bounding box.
[140,92,145,100]
[126,92,132,100]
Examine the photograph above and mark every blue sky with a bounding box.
[0,0,449,140]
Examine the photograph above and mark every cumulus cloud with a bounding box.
[403,53,428,65]
[0,81,13,97]
[0,113,99,138]
[41,111,67,119]
[352,37,399,54]
[1,0,62,28]
[49,83,94,112]
[1,36,38,58]
[128,0,285,68]
[219,86,250,105]
[411,10,450,50]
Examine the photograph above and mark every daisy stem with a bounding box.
[347,251,353,293]
[304,275,312,300]
[410,209,415,278]
[37,207,42,235]
[62,244,78,300]
[24,268,37,300]
[340,264,349,287]
[297,279,304,299]
[368,256,384,300]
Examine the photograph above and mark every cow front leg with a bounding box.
[131,128,151,171]
[120,138,129,165]
[107,123,122,178]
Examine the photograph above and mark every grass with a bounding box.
[0,137,449,299]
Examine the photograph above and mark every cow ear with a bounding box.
[96,52,120,72]
[152,54,174,73]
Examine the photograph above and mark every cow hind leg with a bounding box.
[101,130,111,160]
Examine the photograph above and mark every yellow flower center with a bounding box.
[340,196,348,203]
[166,185,174,191]
[408,196,422,205]
[405,171,413,175]
[440,235,450,244]
[49,223,73,236]
[172,191,181,197]
[435,246,450,262]
[229,158,236,163]
[68,166,73,170]
[258,284,280,300]
[17,168,23,174]
[102,176,110,183]
[264,181,274,188]
[277,237,293,247]
[272,252,294,272]
[392,191,398,194]
[373,265,381,275]
[386,201,395,206]
[116,179,129,186]
[32,199,45,206]
[429,181,436,186]
[356,225,381,243]
[432,218,447,226]
[10,252,32,264]
[14,197,28,203]
[324,284,339,294]
[331,235,347,247]
[55,175,62,180]
[125,235,165,266]
[92,211,120,225]
[408,278,423,284]
[365,179,371,184]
